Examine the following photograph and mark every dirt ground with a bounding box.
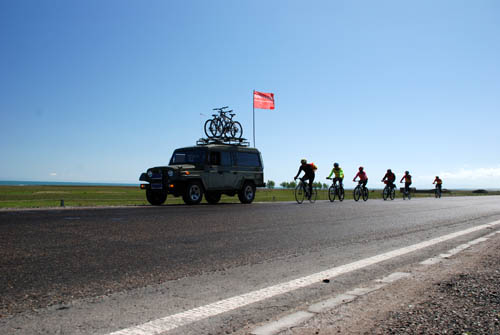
[282,232,500,335]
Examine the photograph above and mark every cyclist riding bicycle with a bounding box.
[381,169,396,190]
[326,162,344,188]
[433,176,443,192]
[400,171,412,194]
[353,166,368,189]
[294,159,316,199]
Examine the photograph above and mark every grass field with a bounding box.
[0,185,498,209]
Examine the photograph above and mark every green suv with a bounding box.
[139,143,264,205]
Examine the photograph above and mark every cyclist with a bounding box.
[433,176,443,193]
[353,166,368,189]
[326,162,344,188]
[400,171,412,195]
[294,159,316,199]
[381,169,396,190]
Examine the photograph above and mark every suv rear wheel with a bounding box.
[146,189,167,206]
[238,181,256,204]
[183,181,203,205]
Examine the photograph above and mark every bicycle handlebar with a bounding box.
[212,106,229,111]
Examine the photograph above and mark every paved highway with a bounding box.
[1,196,499,334]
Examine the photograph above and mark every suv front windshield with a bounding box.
[169,149,206,165]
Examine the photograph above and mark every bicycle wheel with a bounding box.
[328,185,336,202]
[362,187,369,201]
[339,187,345,201]
[204,119,216,138]
[382,187,389,201]
[230,121,243,139]
[212,119,224,138]
[390,188,395,200]
[353,186,361,201]
[309,187,317,203]
[295,183,305,204]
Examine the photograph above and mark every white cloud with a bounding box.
[438,167,500,180]
[413,166,500,188]
[50,172,57,176]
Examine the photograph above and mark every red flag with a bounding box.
[253,90,275,109]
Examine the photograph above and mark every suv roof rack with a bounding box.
[197,137,250,147]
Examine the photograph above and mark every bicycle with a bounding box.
[219,111,242,139]
[353,181,369,201]
[327,177,344,202]
[401,182,412,200]
[294,178,317,204]
[204,107,243,139]
[434,185,442,198]
[204,106,227,138]
[382,182,396,201]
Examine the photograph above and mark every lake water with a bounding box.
[0,180,139,187]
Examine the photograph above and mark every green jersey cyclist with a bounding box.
[326,162,344,188]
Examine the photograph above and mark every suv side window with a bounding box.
[220,151,232,166]
[209,152,221,165]
[236,152,261,167]
[209,151,232,166]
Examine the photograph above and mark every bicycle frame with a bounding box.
[295,178,317,204]
[353,181,369,202]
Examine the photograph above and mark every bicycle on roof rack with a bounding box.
[204,106,243,140]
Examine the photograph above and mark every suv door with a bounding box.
[206,151,232,190]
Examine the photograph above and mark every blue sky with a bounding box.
[1,0,499,189]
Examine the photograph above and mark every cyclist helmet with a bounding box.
[301,159,307,164]
[334,162,339,168]
[436,176,439,178]
[405,170,409,174]
[359,166,364,171]
[387,169,392,173]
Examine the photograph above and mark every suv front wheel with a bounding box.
[146,189,167,206]
[238,181,256,204]
[183,181,204,205]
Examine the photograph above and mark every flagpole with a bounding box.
[253,90,255,147]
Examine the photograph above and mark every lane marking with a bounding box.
[308,294,357,313]
[376,272,411,283]
[421,233,496,265]
[251,311,314,335]
[108,220,500,335]
[345,283,387,296]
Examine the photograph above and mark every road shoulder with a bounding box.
[276,230,500,334]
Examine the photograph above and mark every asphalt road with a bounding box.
[1,196,500,334]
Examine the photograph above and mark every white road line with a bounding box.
[251,311,315,335]
[108,220,500,335]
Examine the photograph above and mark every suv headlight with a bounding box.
[167,170,174,177]
[147,171,153,178]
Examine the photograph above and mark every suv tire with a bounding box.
[146,189,167,206]
[238,181,256,204]
[183,181,203,205]
[205,191,221,204]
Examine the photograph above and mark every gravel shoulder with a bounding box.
[282,232,500,335]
